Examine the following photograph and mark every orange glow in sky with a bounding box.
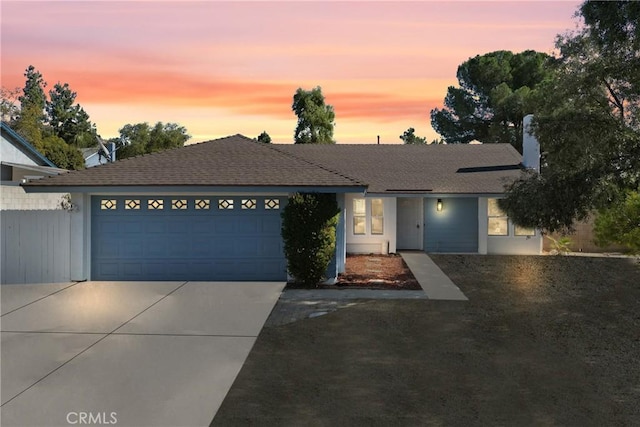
[1,1,581,144]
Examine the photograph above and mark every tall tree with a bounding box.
[13,65,48,148]
[116,122,190,159]
[499,1,640,239]
[47,82,97,147]
[292,86,335,144]
[430,50,551,152]
[400,127,427,144]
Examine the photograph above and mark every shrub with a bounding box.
[281,193,340,287]
[594,191,640,254]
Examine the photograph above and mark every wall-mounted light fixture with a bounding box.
[436,198,443,212]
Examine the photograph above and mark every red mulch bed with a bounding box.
[286,254,421,290]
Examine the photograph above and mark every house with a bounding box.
[22,133,542,282]
[81,140,117,168]
[1,122,67,210]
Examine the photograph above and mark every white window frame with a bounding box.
[371,198,384,235]
[487,198,509,236]
[352,198,384,235]
[353,198,366,235]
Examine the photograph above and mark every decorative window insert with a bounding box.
[148,199,163,210]
[515,225,535,236]
[125,199,140,210]
[371,198,384,235]
[100,199,117,210]
[353,198,366,235]
[265,199,280,210]
[218,199,234,210]
[488,198,508,236]
[241,199,256,210]
[172,199,188,210]
[195,199,210,210]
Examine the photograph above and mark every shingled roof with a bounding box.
[23,135,365,189]
[273,143,523,194]
[23,134,524,194]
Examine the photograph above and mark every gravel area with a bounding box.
[213,255,640,426]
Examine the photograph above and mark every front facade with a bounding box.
[23,134,541,283]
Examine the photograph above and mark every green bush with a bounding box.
[594,191,640,254]
[281,193,340,287]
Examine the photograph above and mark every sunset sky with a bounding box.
[1,1,582,144]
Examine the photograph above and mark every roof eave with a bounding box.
[21,184,369,194]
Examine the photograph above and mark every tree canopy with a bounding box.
[292,86,335,144]
[4,65,96,170]
[430,50,551,152]
[115,122,190,159]
[256,131,271,144]
[400,127,427,145]
[47,82,97,148]
[499,0,640,246]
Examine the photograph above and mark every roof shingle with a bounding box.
[24,134,524,194]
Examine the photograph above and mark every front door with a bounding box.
[397,197,422,250]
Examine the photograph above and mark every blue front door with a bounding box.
[424,197,478,253]
[91,196,287,281]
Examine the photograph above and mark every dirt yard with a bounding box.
[336,254,420,290]
[213,255,640,426]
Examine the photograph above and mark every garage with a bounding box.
[91,195,287,281]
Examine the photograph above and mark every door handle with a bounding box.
[416,224,420,229]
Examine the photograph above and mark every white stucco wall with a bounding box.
[1,135,40,165]
[479,197,542,255]
[344,193,397,254]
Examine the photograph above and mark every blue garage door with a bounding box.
[91,196,287,281]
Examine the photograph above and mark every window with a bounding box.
[265,199,280,210]
[371,198,384,234]
[241,199,256,209]
[195,199,210,210]
[515,225,535,236]
[218,199,234,210]
[488,199,508,236]
[148,199,163,210]
[100,199,116,210]
[172,199,188,210]
[353,198,366,235]
[125,199,140,210]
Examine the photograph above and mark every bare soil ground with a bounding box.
[285,254,421,290]
[213,255,640,426]
[336,254,420,290]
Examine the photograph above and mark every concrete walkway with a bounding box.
[400,252,468,301]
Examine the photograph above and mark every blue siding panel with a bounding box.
[424,198,478,253]
[91,196,287,281]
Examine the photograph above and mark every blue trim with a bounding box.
[0,122,56,167]
[22,185,368,194]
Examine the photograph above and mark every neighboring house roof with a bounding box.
[23,134,366,190]
[0,122,57,167]
[275,143,523,194]
[1,161,66,177]
[22,134,524,194]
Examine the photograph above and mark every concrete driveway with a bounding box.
[1,280,284,427]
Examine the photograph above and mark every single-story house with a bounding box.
[22,133,541,282]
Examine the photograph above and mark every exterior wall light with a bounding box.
[437,198,443,212]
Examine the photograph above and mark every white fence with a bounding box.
[1,210,71,284]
